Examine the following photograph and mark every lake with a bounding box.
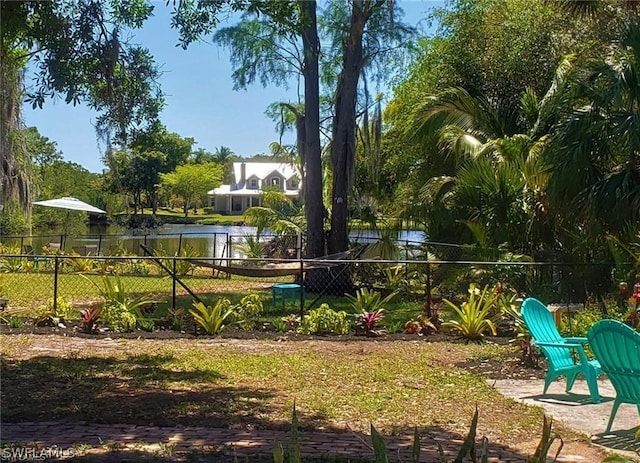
[8,223,426,258]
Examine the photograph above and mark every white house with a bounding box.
[208,162,301,214]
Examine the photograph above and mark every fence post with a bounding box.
[53,256,59,314]
[172,257,177,311]
[425,262,432,317]
[98,234,103,255]
[299,258,305,319]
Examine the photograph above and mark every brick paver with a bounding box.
[0,421,528,462]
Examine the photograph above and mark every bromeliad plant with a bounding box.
[346,288,395,336]
[442,284,498,342]
[189,298,236,335]
[80,304,102,333]
[83,273,156,332]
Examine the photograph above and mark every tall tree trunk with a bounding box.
[328,1,373,255]
[300,0,323,259]
[0,43,33,230]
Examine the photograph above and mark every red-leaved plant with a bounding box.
[356,309,385,335]
[80,305,102,333]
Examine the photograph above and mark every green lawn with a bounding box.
[117,208,246,225]
[0,335,545,447]
[1,269,425,329]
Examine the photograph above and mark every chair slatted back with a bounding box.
[522,298,575,369]
[588,320,640,404]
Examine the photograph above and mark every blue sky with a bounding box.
[22,1,440,173]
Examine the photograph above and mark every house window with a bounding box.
[249,178,258,189]
[270,177,280,187]
[289,178,299,189]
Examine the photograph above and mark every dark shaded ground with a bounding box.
[0,321,547,382]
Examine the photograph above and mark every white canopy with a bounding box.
[33,197,106,214]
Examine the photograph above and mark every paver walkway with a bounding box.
[1,421,529,462]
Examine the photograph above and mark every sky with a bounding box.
[22,1,441,174]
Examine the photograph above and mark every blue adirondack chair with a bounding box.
[521,298,602,403]
[587,319,640,432]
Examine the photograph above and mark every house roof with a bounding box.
[208,186,299,196]
[234,162,299,181]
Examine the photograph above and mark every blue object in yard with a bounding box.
[521,297,603,403]
[272,283,303,308]
[587,319,640,433]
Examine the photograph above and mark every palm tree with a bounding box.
[547,22,640,235]
[403,67,568,256]
[213,146,234,164]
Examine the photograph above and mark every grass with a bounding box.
[117,208,246,225]
[0,335,542,445]
[1,268,425,331]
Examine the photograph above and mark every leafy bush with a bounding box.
[442,284,498,342]
[189,299,236,335]
[231,294,264,330]
[0,246,28,273]
[102,304,137,332]
[65,253,95,273]
[84,273,155,332]
[297,304,351,335]
[559,307,602,338]
[274,314,300,333]
[166,307,188,331]
[33,297,75,326]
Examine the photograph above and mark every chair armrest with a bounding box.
[533,341,593,366]
[534,341,583,349]
[565,337,588,344]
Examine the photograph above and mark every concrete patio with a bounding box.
[493,378,639,459]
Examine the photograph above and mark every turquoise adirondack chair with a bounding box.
[521,298,602,403]
[587,319,640,433]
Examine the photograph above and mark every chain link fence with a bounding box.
[0,249,633,320]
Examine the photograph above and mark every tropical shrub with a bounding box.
[166,307,188,331]
[559,307,602,338]
[175,243,199,276]
[442,284,498,342]
[33,297,74,326]
[274,314,300,333]
[84,274,155,332]
[346,287,395,313]
[235,234,265,260]
[65,252,96,273]
[154,243,199,276]
[0,245,28,272]
[189,299,236,335]
[231,294,264,330]
[297,304,351,335]
[346,288,395,336]
[102,304,137,332]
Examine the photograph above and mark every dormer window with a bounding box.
[249,178,258,189]
[270,177,280,187]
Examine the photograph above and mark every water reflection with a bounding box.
[5,223,426,258]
